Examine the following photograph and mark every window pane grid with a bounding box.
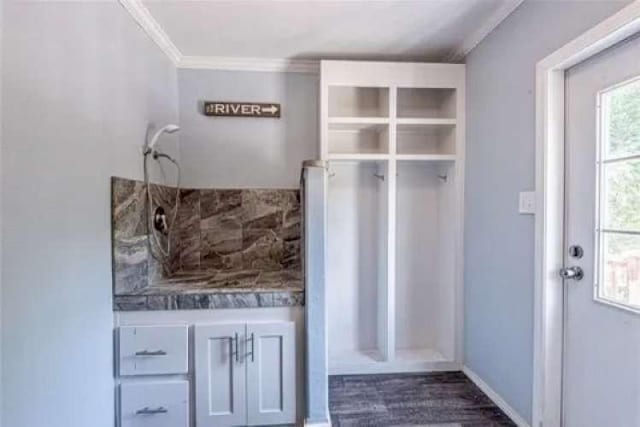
[601,159,640,231]
[602,77,640,159]
[596,77,640,312]
[600,153,640,164]
[598,229,640,235]
[597,233,640,310]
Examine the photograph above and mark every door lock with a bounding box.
[559,266,584,281]
[568,245,584,259]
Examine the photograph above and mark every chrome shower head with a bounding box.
[144,124,180,155]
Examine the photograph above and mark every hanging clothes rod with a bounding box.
[325,169,448,182]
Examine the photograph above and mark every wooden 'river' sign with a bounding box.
[204,101,281,118]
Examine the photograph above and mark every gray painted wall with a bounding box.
[1,3,178,426]
[177,69,318,189]
[464,0,629,422]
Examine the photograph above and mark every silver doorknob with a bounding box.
[559,266,584,281]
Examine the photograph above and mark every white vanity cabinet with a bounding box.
[116,318,297,427]
[194,322,296,427]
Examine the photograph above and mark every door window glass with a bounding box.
[597,77,640,310]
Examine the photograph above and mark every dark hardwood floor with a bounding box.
[329,371,517,427]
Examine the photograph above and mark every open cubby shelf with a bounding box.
[328,86,389,118]
[324,80,458,159]
[328,125,389,155]
[397,122,456,156]
[397,87,456,119]
[322,61,464,374]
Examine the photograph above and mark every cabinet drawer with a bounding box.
[119,325,188,376]
[120,381,189,427]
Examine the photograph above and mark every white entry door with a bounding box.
[564,35,640,427]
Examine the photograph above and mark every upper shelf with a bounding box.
[324,83,459,159]
[329,117,454,129]
[328,153,391,162]
[329,86,389,118]
[327,153,457,162]
[396,118,456,127]
[397,88,456,119]
[327,86,457,120]
[396,154,456,162]
[329,117,390,131]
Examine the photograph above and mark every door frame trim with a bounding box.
[534,2,640,426]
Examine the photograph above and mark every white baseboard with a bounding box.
[304,419,331,427]
[463,366,530,427]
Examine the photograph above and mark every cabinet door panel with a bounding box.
[195,324,246,427]
[246,322,296,426]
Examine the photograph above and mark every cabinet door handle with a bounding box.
[135,350,167,357]
[136,406,168,415]
[234,332,239,363]
[247,333,255,362]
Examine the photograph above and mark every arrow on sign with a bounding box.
[261,105,279,115]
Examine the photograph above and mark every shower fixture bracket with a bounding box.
[153,206,168,234]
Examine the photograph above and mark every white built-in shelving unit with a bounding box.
[321,60,464,375]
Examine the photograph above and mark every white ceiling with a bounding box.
[140,0,523,64]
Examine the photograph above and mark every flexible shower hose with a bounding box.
[143,150,181,263]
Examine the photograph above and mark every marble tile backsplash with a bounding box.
[111,177,303,305]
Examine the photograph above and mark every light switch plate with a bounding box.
[519,191,536,215]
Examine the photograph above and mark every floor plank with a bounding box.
[329,372,516,427]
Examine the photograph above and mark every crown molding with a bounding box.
[119,0,319,73]
[446,0,525,62]
[121,0,522,71]
[119,0,320,74]
[179,56,320,74]
[119,0,182,65]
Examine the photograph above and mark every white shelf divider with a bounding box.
[396,154,457,162]
[397,117,457,126]
[329,117,390,126]
[383,85,398,362]
[327,153,390,162]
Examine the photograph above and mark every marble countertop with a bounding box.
[113,270,304,311]
[137,270,303,295]
[113,290,304,311]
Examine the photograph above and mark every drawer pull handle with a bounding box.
[136,406,168,415]
[135,350,167,357]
